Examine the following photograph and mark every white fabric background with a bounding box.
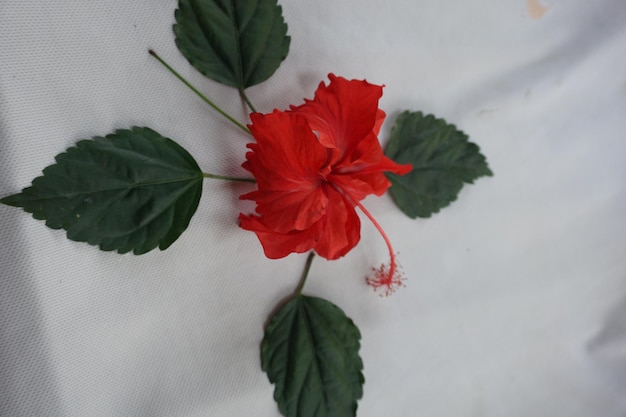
[1,1,625,416]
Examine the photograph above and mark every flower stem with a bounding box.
[295,252,316,296]
[203,172,256,183]
[149,50,251,135]
[239,89,257,113]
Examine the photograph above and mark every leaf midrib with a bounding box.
[226,0,246,90]
[300,298,353,416]
[82,141,200,174]
[188,0,236,83]
[296,298,328,415]
[389,176,457,204]
[14,174,202,203]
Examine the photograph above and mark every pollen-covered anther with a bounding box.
[366,256,406,297]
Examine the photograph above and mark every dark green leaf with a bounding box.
[385,111,492,218]
[262,295,364,417]
[1,127,203,254]
[174,0,290,90]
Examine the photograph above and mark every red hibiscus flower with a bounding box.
[239,74,411,294]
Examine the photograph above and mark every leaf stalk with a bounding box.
[149,50,251,135]
[202,172,256,183]
[295,252,316,296]
[239,89,257,113]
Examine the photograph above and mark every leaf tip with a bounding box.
[1,193,22,208]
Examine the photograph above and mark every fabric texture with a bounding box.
[1,1,625,416]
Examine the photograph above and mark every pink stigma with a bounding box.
[366,258,406,297]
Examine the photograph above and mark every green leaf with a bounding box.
[174,0,290,90]
[385,111,492,218]
[262,295,364,417]
[1,127,203,255]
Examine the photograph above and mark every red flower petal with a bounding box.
[290,74,384,163]
[239,184,360,260]
[330,131,412,200]
[239,75,411,262]
[291,75,411,202]
[312,185,361,260]
[242,111,330,232]
[239,213,321,259]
